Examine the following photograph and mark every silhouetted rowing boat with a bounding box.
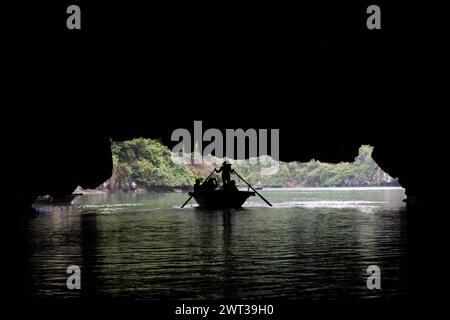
[181,163,271,209]
[188,190,255,209]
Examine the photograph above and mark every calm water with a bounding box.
[25,188,409,300]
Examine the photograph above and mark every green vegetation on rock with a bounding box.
[107,138,195,191]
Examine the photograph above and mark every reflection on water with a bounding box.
[25,188,408,300]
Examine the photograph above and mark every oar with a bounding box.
[233,170,272,206]
[181,168,216,208]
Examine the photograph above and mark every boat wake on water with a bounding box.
[179,200,385,213]
[242,200,384,213]
[75,203,156,215]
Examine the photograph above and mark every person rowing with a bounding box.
[215,161,234,185]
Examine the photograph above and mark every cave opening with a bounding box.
[87,139,401,195]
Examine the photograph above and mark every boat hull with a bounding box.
[189,190,255,209]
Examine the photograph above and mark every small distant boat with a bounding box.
[252,181,263,190]
[34,193,82,205]
[189,190,255,209]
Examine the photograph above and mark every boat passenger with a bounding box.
[204,177,218,191]
[194,179,202,193]
[223,180,239,192]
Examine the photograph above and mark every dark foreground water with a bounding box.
[25,188,408,301]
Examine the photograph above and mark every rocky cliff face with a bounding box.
[371,168,397,185]
[340,168,397,187]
